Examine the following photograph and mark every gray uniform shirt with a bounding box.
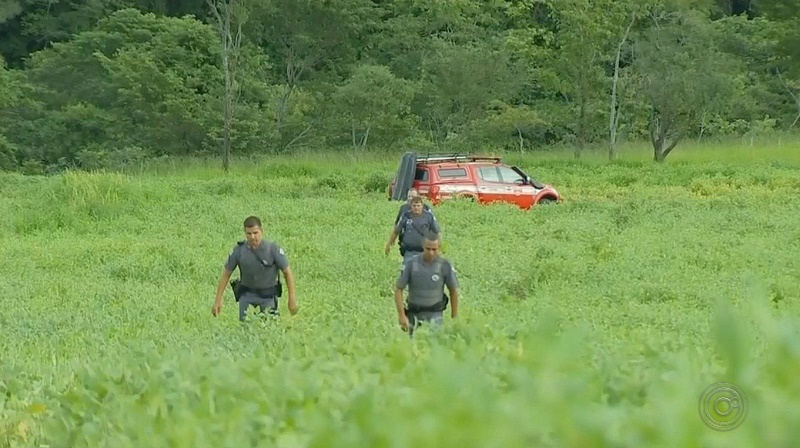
[396,254,458,307]
[395,203,432,225]
[394,210,440,251]
[225,240,289,291]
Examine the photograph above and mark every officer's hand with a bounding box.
[288,300,298,315]
[212,302,222,317]
[398,314,409,331]
[384,243,391,255]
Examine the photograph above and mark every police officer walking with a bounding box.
[212,215,298,321]
[394,188,433,225]
[394,232,458,335]
[385,195,440,264]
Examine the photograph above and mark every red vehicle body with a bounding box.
[388,153,561,210]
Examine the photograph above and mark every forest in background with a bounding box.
[0,0,799,174]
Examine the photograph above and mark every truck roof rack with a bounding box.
[416,153,502,164]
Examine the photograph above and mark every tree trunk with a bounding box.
[609,13,635,161]
[651,133,664,162]
[650,106,666,162]
[361,122,371,150]
[775,69,800,129]
[277,46,301,135]
[222,53,232,171]
[209,0,244,172]
[351,119,357,150]
[698,112,706,142]
[650,107,683,163]
[575,93,585,159]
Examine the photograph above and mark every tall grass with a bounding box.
[1,138,800,447]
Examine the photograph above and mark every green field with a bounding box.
[2,138,800,447]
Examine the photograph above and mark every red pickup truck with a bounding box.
[388,152,560,210]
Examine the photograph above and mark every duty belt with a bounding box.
[405,293,449,313]
[240,285,277,297]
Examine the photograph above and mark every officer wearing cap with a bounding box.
[385,195,440,264]
[212,215,298,321]
[394,232,458,336]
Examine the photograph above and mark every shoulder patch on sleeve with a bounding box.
[271,242,285,256]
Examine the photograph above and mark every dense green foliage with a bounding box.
[2,141,800,446]
[2,0,799,445]
[1,0,800,172]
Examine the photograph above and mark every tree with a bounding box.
[331,64,416,151]
[609,9,637,160]
[0,57,23,169]
[207,0,248,171]
[18,8,224,168]
[545,0,634,158]
[414,39,522,145]
[466,101,548,152]
[245,0,378,147]
[632,8,741,162]
[754,0,800,127]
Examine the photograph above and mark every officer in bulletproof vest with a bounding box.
[394,188,433,227]
[211,215,298,321]
[384,195,440,265]
[394,232,459,336]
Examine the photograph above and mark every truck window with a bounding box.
[437,168,467,178]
